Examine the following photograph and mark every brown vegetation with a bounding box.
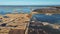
[32,7,60,14]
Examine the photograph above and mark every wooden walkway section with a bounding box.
[0,14,30,34]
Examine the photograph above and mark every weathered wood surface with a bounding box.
[9,29,25,34]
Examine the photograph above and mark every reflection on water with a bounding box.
[31,14,60,24]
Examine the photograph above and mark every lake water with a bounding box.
[32,14,60,24]
[0,6,52,15]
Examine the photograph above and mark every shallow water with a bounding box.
[32,14,60,24]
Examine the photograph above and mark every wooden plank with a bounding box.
[9,29,25,34]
